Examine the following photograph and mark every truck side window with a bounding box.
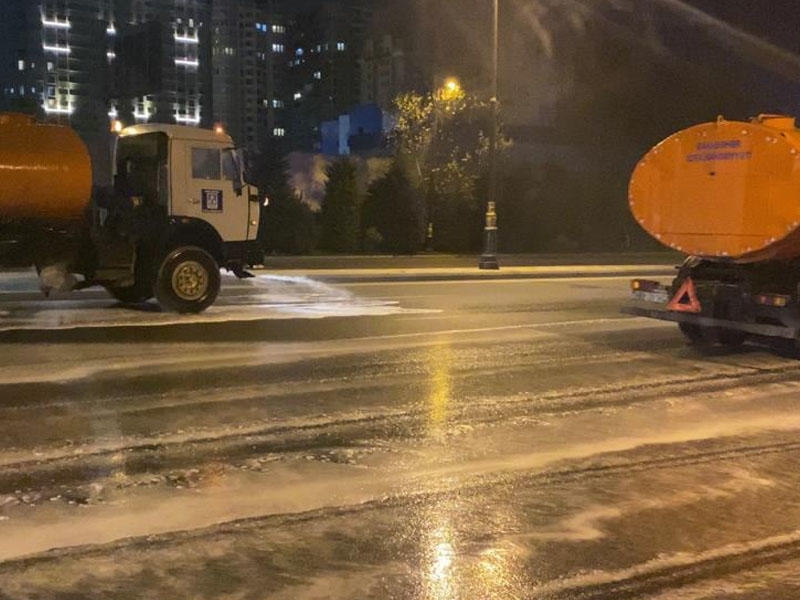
[192,147,221,180]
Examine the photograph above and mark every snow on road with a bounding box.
[0,271,432,331]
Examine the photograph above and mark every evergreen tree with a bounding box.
[249,149,317,255]
[362,162,424,254]
[319,159,361,253]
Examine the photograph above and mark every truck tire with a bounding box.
[678,323,745,348]
[155,246,220,313]
[678,322,706,344]
[103,251,155,304]
[716,328,746,347]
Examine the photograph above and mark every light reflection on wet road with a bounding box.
[1,272,800,598]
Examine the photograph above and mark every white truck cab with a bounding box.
[101,123,261,312]
[117,124,259,244]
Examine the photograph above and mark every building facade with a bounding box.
[211,0,286,151]
[2,0,109,126]
[108,0,214,129]
[359,34,406,109]
[0,0,213,130]
[1,0,382,154]
[283,0,373,151]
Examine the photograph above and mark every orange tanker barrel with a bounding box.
[0,113,92,221]
[629,114,800,263]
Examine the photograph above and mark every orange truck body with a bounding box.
[629,114,800,263]
[0,113,92,222]
[624,115,800,344]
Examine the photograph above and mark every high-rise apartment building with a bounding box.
[1,0,381,153]
[2,0,109,126]
[283,0,374,151]
[108,0,214,129]
[1,0,213,130]
[359,34,406,109]
[211,0,286,150]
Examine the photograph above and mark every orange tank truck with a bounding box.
[624,115,800,347]
[0,113,92,221]
[0,112,262,313]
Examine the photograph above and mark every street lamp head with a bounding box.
[444,77,461,93]
[438,77,464,103]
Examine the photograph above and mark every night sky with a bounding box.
[685,0,800,54]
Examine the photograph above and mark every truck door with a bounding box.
[179,145,249,242]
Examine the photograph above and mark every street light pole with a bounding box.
[479,0,500,269]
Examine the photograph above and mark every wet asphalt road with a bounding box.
[2,271,800,598]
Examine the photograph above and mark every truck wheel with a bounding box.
[716,328,746,347]
[678,323,745,347]
[678,322,706,344]
[103,246,156,304]
[155,246,220,313]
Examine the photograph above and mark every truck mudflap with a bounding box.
[621,278,799,340]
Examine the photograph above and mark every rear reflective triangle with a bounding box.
[667,277,702,313]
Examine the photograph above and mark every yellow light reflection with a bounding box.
[427,344,453,437]
[474,543,522,598]
[426,523,456,600]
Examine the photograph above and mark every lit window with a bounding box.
[313,71,321,80]
[47,62,54,71]
[17,60,24,71]
[296,48,304,56]
[174,31,199,44]
[41,17,71,30]
[272,44,284,53]
[293,92,302,101]
[273,128,285,137]
[272,25,285,34]
[43,44,71,55]
[337,42,345,51]
[272,99,284,108]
